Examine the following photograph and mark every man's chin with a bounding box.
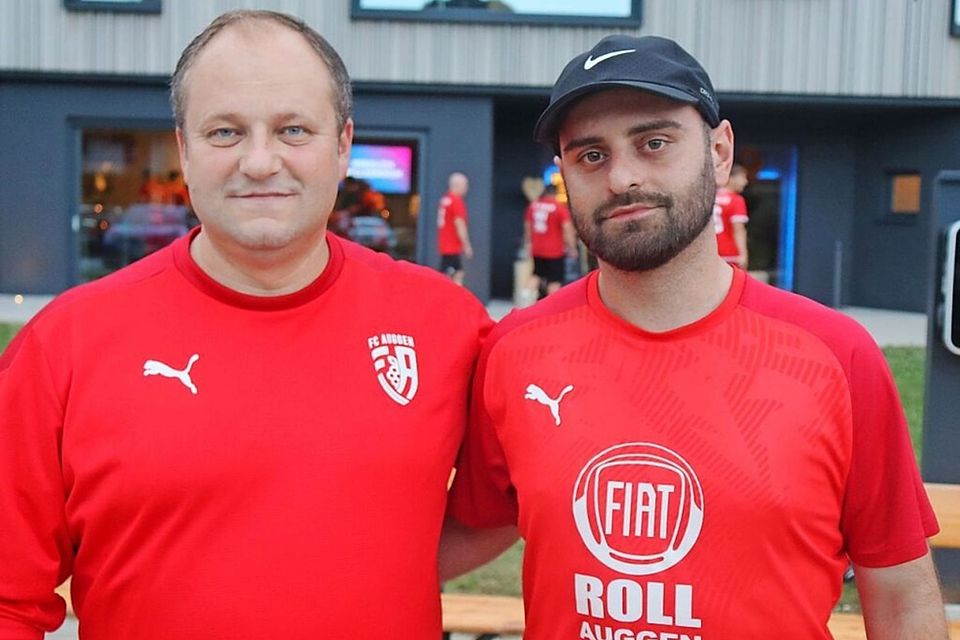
[223,221,318,252]
[600,253,678,273]
[589,236,686,273]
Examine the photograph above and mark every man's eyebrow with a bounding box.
[561,136,603,154]
[275,112,310,122]
[197,112,241,127]
[561,119,685,154]
[627,119,684,136]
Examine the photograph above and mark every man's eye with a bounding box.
[647,138,667,151]
[206,128,239,145]
[282,126,306,137]
[581,150,605,164]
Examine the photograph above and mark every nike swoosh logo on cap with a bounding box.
[583,48,636,70]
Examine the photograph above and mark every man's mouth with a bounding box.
[604,203,662,222]
[232,192,295,199]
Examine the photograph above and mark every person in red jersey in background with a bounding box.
[0,10,489,639]
[524,183,578,298]
[441,34,949,640]
[713,162,749,268]
[437,171,474,285]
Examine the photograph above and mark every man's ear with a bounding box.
[175,128,189,184]
[337,118,354,180]
[711,120,735,188]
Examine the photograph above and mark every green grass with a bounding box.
[445,540,524,597]
[0,323,925,611]
[0,323,22,350]
[883,346,926,464]
[448,346,928,608]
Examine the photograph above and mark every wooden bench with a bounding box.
[442,483,960,640]
[441,593,524,639]
[828,482,960,639]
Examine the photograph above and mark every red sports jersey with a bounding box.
[449,267,937,640]
[437,191,468,255]
[525,195,572,259]
[713,188,748,261]
[0,229,490,639]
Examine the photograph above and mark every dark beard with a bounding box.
[569,150,717,272]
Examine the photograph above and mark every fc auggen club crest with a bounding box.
[367,333,419,406]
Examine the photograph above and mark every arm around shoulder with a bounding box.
[439,515,519,583]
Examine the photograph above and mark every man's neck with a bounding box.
[189,229,330,296]
[596,230,734,333]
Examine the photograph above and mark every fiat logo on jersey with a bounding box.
[572,442,704,576]
[367,333,419,406]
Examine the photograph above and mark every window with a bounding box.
[890,173,922,215]
[334,139,421,262]
[64,0,162,14]
[77,129,190,282]
[351,0,641,27]
[952,0,960,37]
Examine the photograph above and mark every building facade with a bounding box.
[2,0,960,308]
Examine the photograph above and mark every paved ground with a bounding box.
[8,291,920,639]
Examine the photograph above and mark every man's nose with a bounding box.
[607,153,645,195]
[238,133,282,179]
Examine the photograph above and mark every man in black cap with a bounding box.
[443,35,949,639]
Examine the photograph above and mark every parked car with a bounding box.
[103,203,191,263]
[348,215,397,253]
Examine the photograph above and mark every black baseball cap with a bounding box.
[534,35,720,148]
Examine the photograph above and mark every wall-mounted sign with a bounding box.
[64,0,162,14]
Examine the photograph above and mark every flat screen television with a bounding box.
[348,144,414,194]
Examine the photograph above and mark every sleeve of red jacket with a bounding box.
[0,325,72,638]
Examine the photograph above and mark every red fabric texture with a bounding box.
[450,268,936,639]
[0,229,491,638]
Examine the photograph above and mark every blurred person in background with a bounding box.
[523,182,577,300]
[713,162,749,268]
[437,171,474,285]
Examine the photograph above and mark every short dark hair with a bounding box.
[169,10,352,133]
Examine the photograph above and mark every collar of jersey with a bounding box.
[171,226,345,311]
[586,265,746,340]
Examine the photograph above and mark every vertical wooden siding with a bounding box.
[1,0,959,97]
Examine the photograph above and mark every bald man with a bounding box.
[437,171,474,285]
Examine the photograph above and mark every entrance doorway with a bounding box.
[737,144,798,290]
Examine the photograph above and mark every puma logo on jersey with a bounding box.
[524,383,574,426]
[143,354,200,395]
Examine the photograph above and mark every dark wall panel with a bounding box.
[793,142,857,306]
[0,81,495,301]
[851,113,960,311]
[711,108,858,307]
[0,81,173,293]
[355,93,494,302]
